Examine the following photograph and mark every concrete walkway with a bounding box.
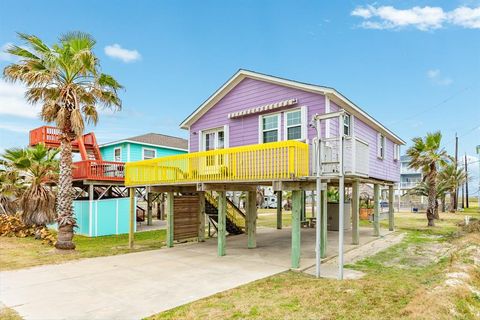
[1,227,397,320]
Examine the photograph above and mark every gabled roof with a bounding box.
[100,133,188,151]
[180,69,405,145]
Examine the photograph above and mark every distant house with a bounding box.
[99,133,188,162]
[395,155,425,209]
[399,155,423,189]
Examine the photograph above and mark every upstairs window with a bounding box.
[261,114,280,143]
[114,147,121,162]
[394,144,400,161]
[377,133,385,159]
[343,114,351,136]
[143,148,156,160]
[285,110,302,140]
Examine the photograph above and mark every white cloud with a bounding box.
[104,44,141,63]
[0,79,40,118]
[427,69,453,86]
[449,6,480,29]
[351,5,480,30]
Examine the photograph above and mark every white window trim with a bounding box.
[258,112,282,143]
[343,113,351,137]
[200,126,226,151]
[394,143,400,161]
[142,147,157,160]
[113,147,122,162]
[283,106,308,141]
[377,133,385,160]
[325,96,331,138]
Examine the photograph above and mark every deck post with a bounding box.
[300,191,306,222]
[320,187,327,258]
[198,191,206,242]
[166,192,174,247]
[247,190,257,248]
[373,184,380,237]
[291,190,302,269]
[276,191,282,229]
[88,184,94,237]
[129,187,135,249]
[388,185,395,231]
[217,191,227,256]
[146,187,152,226]
[352,180,360,245]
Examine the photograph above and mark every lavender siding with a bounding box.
[354,117,400,182]
[189,77,400,182]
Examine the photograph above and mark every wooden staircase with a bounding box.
[205,192,245,235]
[29,126,124,182]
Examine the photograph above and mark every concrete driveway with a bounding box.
[0,227,391,320]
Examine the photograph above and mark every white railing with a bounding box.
[311,137,369,176]
[397,181,421,189]
[400,166,421,174]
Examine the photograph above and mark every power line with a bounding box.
[390,86,471,125]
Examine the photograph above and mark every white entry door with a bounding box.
[201,128,225,174]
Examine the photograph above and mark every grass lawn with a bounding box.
[149,207,480,320]
[0,229,166,271]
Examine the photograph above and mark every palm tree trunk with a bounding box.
[55,138,76,250]
[450,191,457,212]
[434,199,439,219]
[426,167,437,227]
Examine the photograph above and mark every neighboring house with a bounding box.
[99,133,188,162]
[180,69,404,183]
[399,155,423,189]
[395,154,425,209]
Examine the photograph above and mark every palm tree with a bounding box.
[438,162,466,212]
[406,179,449,218]
[0,168,24,215]
[2,145,59,231]
[3,32,122,249]
[406,132,449,226]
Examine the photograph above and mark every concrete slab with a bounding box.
[0,226,399,320]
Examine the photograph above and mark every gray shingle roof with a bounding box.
[104,133,188,150]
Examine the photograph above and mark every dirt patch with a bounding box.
[401,233,480,319]
[384,242,453,269]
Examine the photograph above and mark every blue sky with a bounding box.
[0,0,479,191]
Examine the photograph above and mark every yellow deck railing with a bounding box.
[125,140,309,186]
[205,192,246,229]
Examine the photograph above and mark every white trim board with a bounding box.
[180,69,405,145]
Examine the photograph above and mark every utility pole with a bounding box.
[465,154,469,208]
[476,145,480,212]
[454,133,459,210]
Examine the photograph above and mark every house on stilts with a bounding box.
[125,69,405,272]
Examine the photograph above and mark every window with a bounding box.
[285,110,302,140]
[393,144,400,161]
[201,128,225,166]
[143,148,156,160]
[261,114,280,143]
[343,114,351,136]
[202,128,224,151]
[114,147,121,162]
[377,133,385,159]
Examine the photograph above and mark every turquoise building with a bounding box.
[99,132,188,162]
[73,132,187,237]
